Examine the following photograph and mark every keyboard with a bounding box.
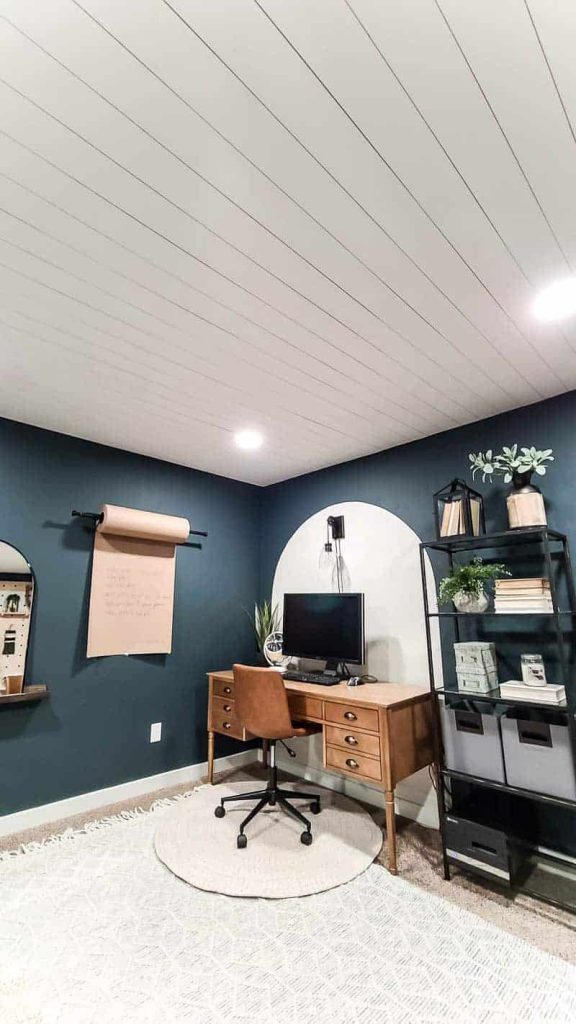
[284,671,343,686]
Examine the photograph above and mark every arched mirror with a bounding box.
[0,541,34,696]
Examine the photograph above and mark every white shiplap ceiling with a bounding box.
[0,0,575,485]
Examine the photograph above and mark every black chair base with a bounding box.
[214,760,321,848]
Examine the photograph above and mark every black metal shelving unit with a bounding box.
[420,526,576,913]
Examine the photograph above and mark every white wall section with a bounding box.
[272,501,442,825]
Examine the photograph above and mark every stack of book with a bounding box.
[494,578,553,614]
[440,497,481,537]
[499,681,566,705]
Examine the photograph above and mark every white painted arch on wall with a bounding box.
[271,501,442,826]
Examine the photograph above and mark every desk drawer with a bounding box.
[210,696,242,738]
[288,693,323,721]
[326,745,382,782]
[325,724,380,758]
[213,677,235,700]
[325,702,379,733]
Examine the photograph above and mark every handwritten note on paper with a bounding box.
[87,534,178,657]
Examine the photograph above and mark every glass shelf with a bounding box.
[441,767,576,811]
[421,526,566,553]
[437,687,569,713]
[428,610,572,617]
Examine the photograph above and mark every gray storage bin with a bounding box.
[440,700,506,782]
[501,716,576,801]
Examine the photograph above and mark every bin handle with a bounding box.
[455,710,484,735]
[517,720,552,748]
[470,841,498,857]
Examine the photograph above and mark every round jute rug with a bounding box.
[154,782,383,898]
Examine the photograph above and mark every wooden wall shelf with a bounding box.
[0,685,48,705]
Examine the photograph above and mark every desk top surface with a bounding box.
[209,670,430,710]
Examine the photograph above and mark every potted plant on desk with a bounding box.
[439,558,510,613]
[245,599,281,665]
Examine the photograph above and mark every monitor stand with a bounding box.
[324,660,350,680]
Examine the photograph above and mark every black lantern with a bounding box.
[433,478,485,539]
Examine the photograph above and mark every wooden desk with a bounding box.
[207,670,434,873]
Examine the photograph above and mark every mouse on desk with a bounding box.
[347,674,378,686]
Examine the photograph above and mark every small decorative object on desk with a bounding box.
[439,558,510,613]
[433,478,484,539]
[499,681,565,705]
[263,631,290,671]
[453,641,498,694]
[521,654,547,687]
[469,444,553,529]
[494,577,552,614]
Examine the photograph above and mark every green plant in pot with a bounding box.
[468,445,554,528]
[245,599,281,660]
[439,558,510,613]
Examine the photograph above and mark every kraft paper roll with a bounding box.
[98,504,190,544]
[87,505,190,658]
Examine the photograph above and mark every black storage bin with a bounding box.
[444,814,517,884]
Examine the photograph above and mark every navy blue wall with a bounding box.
[3,390,576,818]
[260,391,576,597]
[0,417,260,815]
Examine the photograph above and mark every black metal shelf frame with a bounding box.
[419,526,576,913]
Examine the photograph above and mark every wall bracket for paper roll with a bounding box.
[71,511,207,548]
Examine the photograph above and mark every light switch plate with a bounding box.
[150,722,162,743]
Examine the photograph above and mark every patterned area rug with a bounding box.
[154,781,383,897]
[1,793,576,1024]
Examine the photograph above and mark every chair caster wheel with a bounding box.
[311,801,321,815]
[237,834,248,849]
[301,831,313,846]
[214,805,225,818]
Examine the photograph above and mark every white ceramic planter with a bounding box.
[453,590,489,614]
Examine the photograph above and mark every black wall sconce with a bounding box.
[323,514,345,554]
[319,515,349,592]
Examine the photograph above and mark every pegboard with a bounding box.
[0,580,33,684]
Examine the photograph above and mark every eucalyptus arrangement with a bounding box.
[468,444,554,529]
[468,445,554,484]
[245,599,281,653]
[439,558,510,613]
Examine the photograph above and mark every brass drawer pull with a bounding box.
[345,735,358,745]
[223,687,232,695]
[223,722,232,730]
[345,758,359,769]
[344,711,357,721]
[223,704,232,713]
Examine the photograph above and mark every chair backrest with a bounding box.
[232,664,294,740]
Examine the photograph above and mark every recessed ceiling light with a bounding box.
[234,429,263,451]
[533,277,576,322]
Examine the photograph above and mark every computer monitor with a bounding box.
[282,593,365,668]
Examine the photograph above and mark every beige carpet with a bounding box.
[154,781,383,897]
[2,761,575,963]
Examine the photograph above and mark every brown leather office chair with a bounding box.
[214,664,322,848]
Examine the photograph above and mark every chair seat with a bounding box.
[290,721,322,738]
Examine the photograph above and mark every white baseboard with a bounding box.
[0,749,258,838]
[276,758,439,830]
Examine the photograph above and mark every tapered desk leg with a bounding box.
[208,731,215,784]
[262,740,269,769]
[385,790,398,875]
